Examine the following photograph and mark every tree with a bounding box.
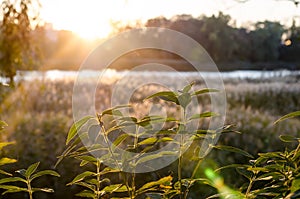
[249,21,284,62]
[0,0,40,86]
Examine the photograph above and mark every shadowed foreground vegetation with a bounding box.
[0,76,299,198]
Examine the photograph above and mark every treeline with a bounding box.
[10,12,300,71]
[114,12,300,70]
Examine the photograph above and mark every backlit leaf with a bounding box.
[274,111,300,124]
[214,145,254,158]
[66,116,94,145]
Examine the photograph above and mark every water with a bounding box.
[1,69,300,83]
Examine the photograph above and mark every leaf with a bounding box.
[189,112,220,120]
[138,137,158,146]
[67,171,95,185]
[213,145,254,158]
[274,111,300,124]
[100,167,120,175]
[182,82,195,93]
[137,176,172,194]
[236,167,252,180]
[66,116,94,145]
[279,135,298,143]
[32,188,54,193]
[145,91,179,104]
[75,155,97,163]
[0,120,8,130]
[103,184,128,193]
[0,141,15,151]
[138,137,173,146]
[75,181,95,191]
[0,177,26,184]
[75,190,96,198]
[25,162,40,178]
[0,157,17,166]
[291,178,300,193]
[101,105,130,116]
[215,164,248,172]
[0,185,27,194]
[0,169,12,176]
[30,170,60,181]
[88,125,101,142]
[136,151,177,165]
[178,92,191,109]
[112,133,129,151]
[192,88,219,96]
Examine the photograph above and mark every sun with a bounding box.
[72,21,113,40]
[40,0,116,40]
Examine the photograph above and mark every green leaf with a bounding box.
[215,164,248,172]
[103,184,128,193]
[0,120,8,130]
[192,88,219,96]
[274,111,300,124]
[25,162,40,178]
[75,155,97,163]
[112,133,129,150]
[75,181,95,191]
[136,151,177,165]
[101,105,130,116]
[189,112,220,120]
[137,176,172,194]
[0,177,26,184]
[0,141,15,151]
[0,185,27,194]
[213,145,254,158]
[182,82,195,93]
[178,92,191,108]
[291,178,300,193]
[67,171,95,185]
[138,137,173,146]
[30,170,60,181]
[32,188,54,193]
[145,91,179,104]
[138,137,158,146]
[75,190,96,198]
[0,169,12,176]
[279,135,299,142]
[0,157,17,166]
[66,116,94,145]
[100,167,120,175]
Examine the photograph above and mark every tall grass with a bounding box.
[0,76,300,198]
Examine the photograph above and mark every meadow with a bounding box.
[0,73,300,198]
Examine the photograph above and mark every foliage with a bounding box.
[57,82,249,199]
[0,162,60,199]
[0,120,16,176]
[0,0,41,85]
[205,110,300,199]
[1,79,300,198]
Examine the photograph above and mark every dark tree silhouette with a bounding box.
[0,0,40,86]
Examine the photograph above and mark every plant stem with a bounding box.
[96,159,101,199]
[245,175,256,198]
[99,122,132,198]
[27,179,33,199]
[178,136,183,199]
[131,125,140,199]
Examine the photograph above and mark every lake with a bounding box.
[11,69,300,82]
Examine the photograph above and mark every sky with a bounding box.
[39,0,300,39]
